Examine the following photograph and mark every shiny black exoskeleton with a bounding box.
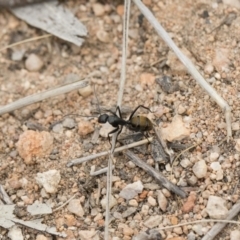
[98,105,153,143]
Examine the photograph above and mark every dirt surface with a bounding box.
[1,0,240,239]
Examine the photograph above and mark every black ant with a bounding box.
[98,105,153,144]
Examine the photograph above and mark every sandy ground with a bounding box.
[1,0,240,239]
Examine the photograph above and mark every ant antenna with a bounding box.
[93,84,101,115]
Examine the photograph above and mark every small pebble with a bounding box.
[129,199,138,207]
[212,47,230,73]
[216,169,223,180]
[122,207,137,218]
[187,174,198,186]
[119,180,143,200]
[25,53,43,72]
[171,216,178,225]
[235,139,240,152]
[182,192,196,213]
[141,204,149,216]
[206,196,228,219]
[35,170,61,194]
[173,227,183,234]
[187,232,196,240]
[36,235,48,240]
[204,63,214,74]
[17,130,53,164]
[8,226,23,240]
[97,30,110,43]
[62,118,76,129]
[148,196,157,206]
[180,158,191,168]
[192,160,207,178]
[79,230,97,239]
[52,123,64,133]
[210,162,221,171]
[78,121,94,136]
[157,190,168,212]
[178,104,186,114]
[160,115,190,142]
[100,194,117,209]
[92,3,105,16]
[67,199,84,217]
[7,176,22,189]
[140,72,155,87]
[123,226,134,236]
[116,5,124,16]
[209,152,219,161]
[192,224,204,236]
[144,215,162,228]
[11,49,25,61]
[78,85,93,97]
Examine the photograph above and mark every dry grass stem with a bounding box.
[67,137,152,167]
[133,0,232,140]
[0,34,52,52]
[0,78,90,115]
[124,150,187,198]
[104,1,131,238]
[0,185,13,204]
[90,165,115,176]
[53,193,77,212]
[158,219,240,232]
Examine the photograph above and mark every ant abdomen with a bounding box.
[128,116,153,132]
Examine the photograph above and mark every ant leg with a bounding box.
[115,106,123,119]
[143,132,151,144]
[128,105,152,120]
[107,126,119,146]
[107,125,123,149]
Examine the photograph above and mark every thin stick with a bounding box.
[0,34,52,52]
[124,150,187,198]
[0,185,13,204]
[133,0,232,140]
[90,165,115,176]
[202,201,240,240]
[67,137,153,167]
[157,219,240,231]
[104,1,131,238]
[53,193,77,212]
[0,73,95,115]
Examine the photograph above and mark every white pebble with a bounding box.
[35,170,61,193]
[192,160,207,179]
[119,180,143,200]
[180,158,191,168]
[209,152,219,161]
[148,196,157,206]
[210,162,221,171]
[92,3,105,16]
[206,196,228,219]
[25,53,43,72]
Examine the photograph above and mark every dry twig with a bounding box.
[124,150,187,198]
[0,71,101,115]
[67,138,153,167]
[104,1,131,238]
[0,185,13,204]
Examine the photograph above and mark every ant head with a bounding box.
[98,114,108,123]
